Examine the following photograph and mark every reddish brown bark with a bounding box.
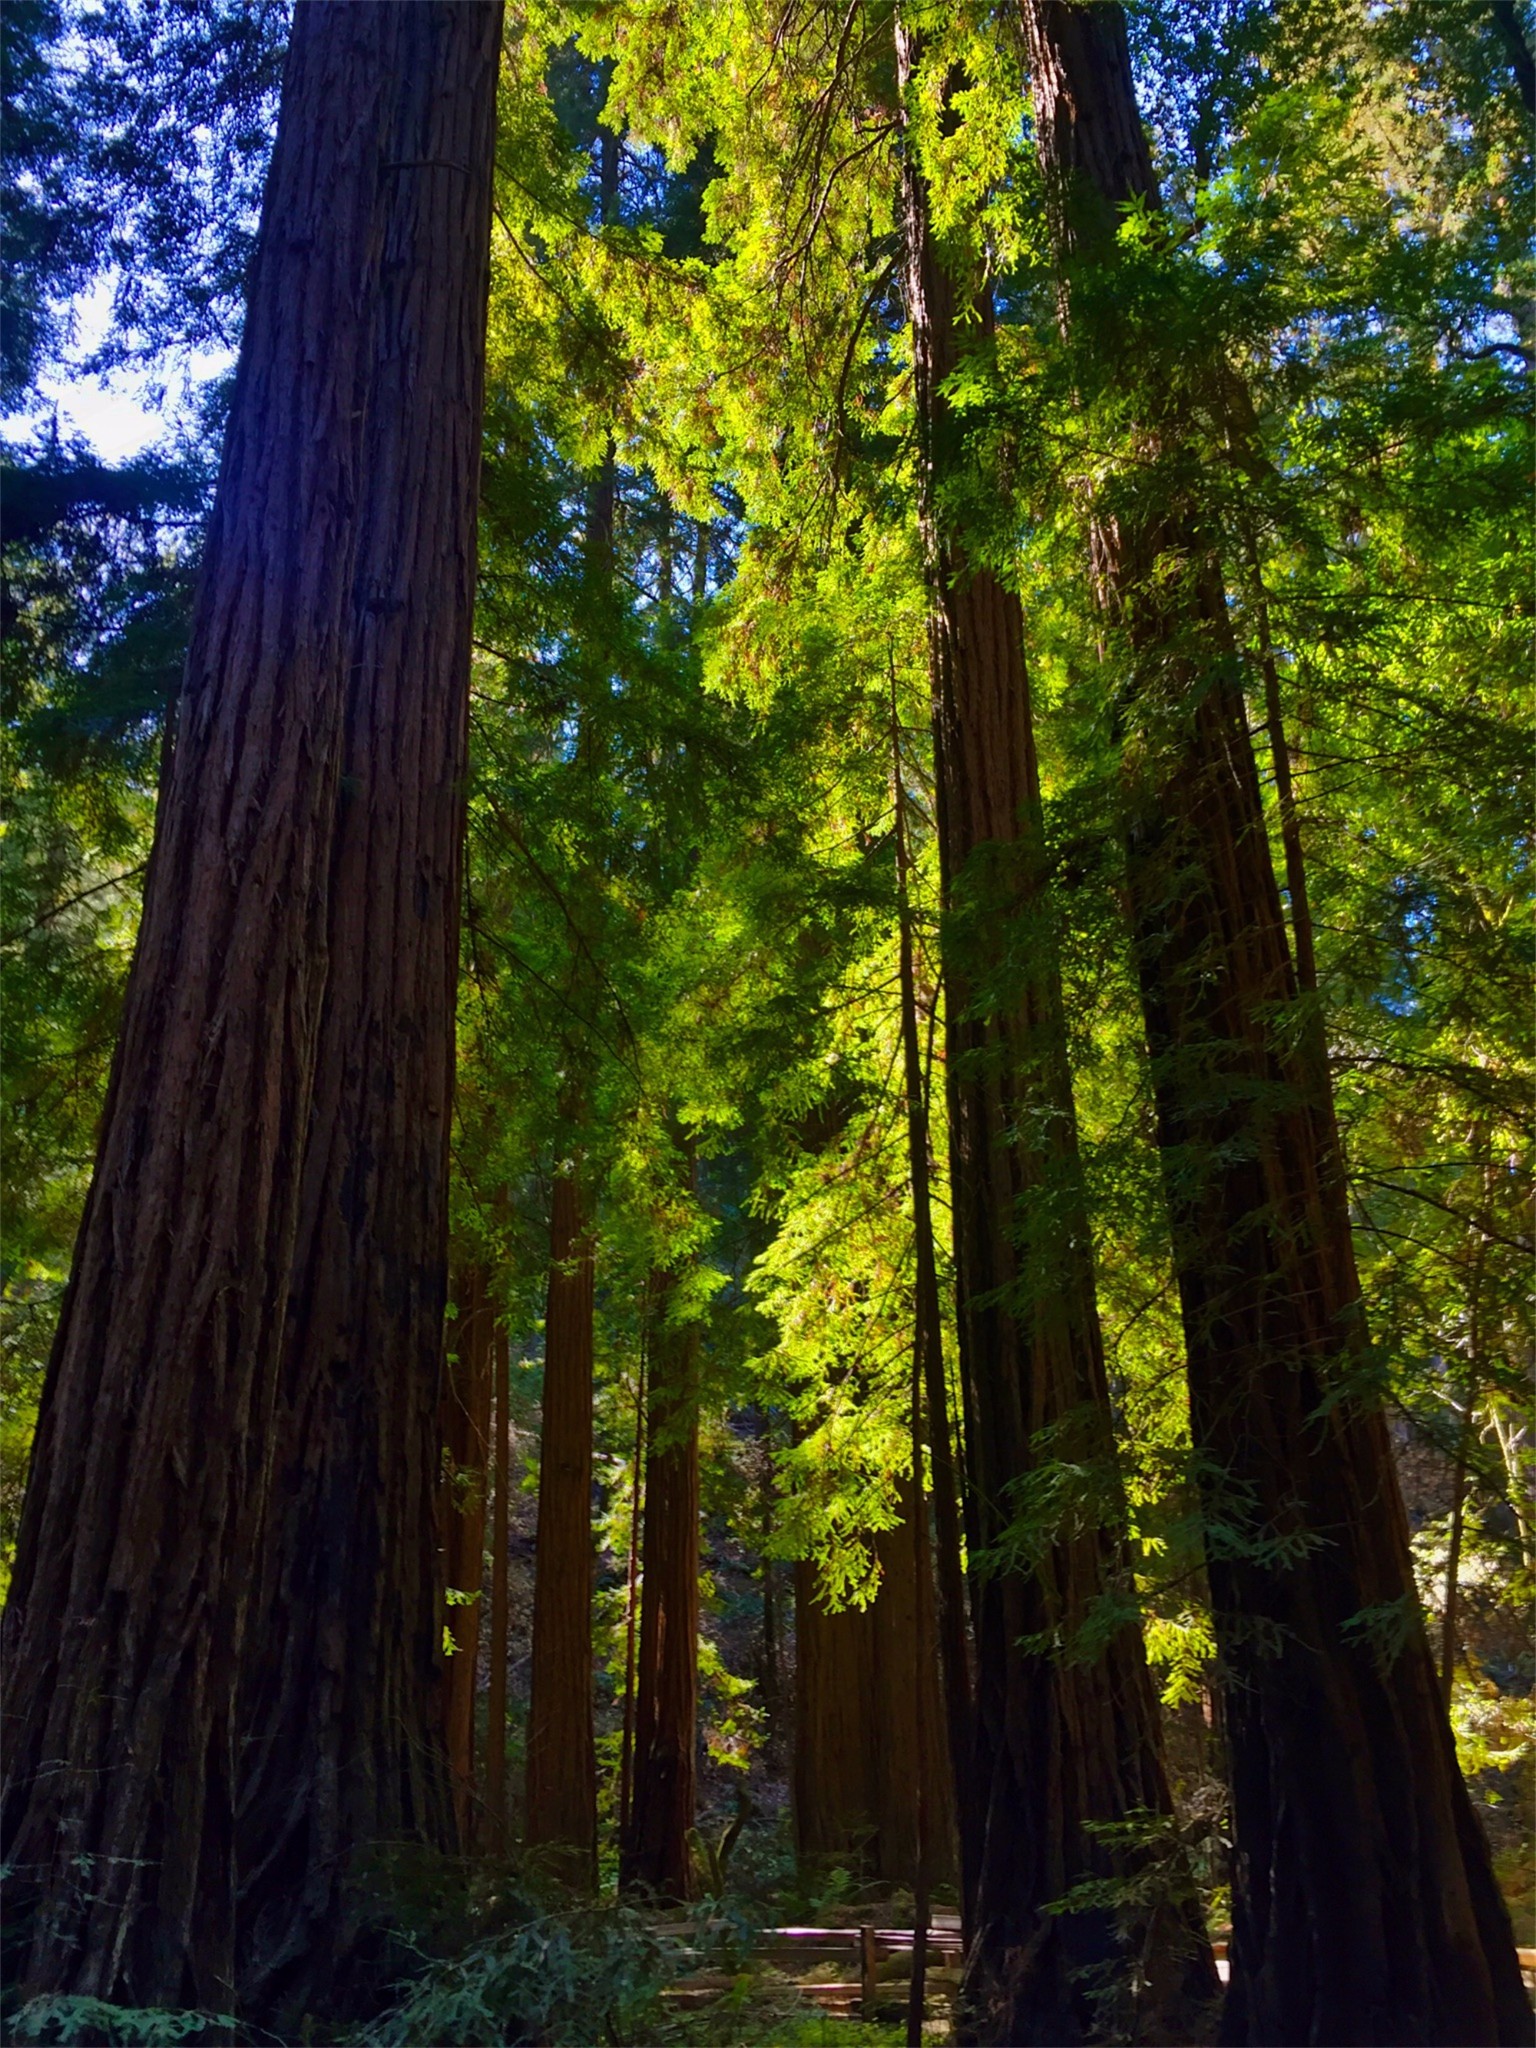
[1017,6,1528,2041]
[486,1312,512,1854]
[231,9,500,2015]
[439,1266,496,1845]
[896,24,1213,2043]
[792,1482,954,1889]
[524,1169,598,1883]
[620,1263,700,1902]
[1,4,497,2009]
[618,1339,647,1845]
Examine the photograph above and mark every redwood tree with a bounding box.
[793,1486,955,1889]
[524,1166,599,1882]
[1,1,500,2012]
[1017,5,1528,2041]
[233,6,501,2010]
[896,24,1215,2043]
[620,1258,701,1902]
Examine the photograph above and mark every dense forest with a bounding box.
[1,1,1531,2044]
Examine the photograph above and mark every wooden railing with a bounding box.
[663,1922,1536,2022]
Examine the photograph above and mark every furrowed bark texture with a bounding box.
[897,24,1215,2045]
[1018,6,1528,2042]
[439,1266,497,1846]
[524,1169,599,1882]
[0,3,483,2007]
[620,1265,700,1903]
[792,1484,955,1888]
[232,9,501,2016]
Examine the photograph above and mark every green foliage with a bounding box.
[1040,1810,1221,2045]
[10,1998,236,2045]
[358,1901,679,2048]
[4,0,1531,2021]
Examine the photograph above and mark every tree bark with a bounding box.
[1017,6,1529,2041]
[231,9,500,2015]
[893,692,972,1887]
[1246,548,1317,999]
[524,1168,598,1883]
[1,3,497,2011]
[791,1485,955,1889]
[620,1258,701,1902]
[793,1556,879,1872]
[619,1334,647,1846]
[486,1310,512,1854]
[439,1266,497,1846]
[896,24,1213,2044]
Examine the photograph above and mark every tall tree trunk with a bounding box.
[486,1312,512,1854]
[1017,6,1528,2041]
[896,25,1213,2044]
[232,9,500,2014]
[793,1558,879,1872]
[439,1266,497,1847]
[755,1409,784,1760]
[618,1332,647,1847]
[524,1168,598,1883]
[893,692,972,1887]
[871,1479,955,1890]
[1,3,497,2010]
[1246,545,1318,999]
[791,1489,955,1889]
[620,1257,700,1902]
[524,372,612,1884]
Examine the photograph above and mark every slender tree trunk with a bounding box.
[525,1169,598,1883]
[896,25,1213,2043]
[893,690,972,1885]
[756,1409,784,1758]
[231,11,500,2014]
[486,1312,512,1854]
[1017,7,1528,2041]
[619,1331,647,1846]
[907,1466,932,2048]
[895,732,940,2044]
[621,1195,701,1903]
[1441,1413,1471,1710]
[1443,1211,1486,1708]
[1,3,497,2010]
[1246,547,1317,999]
[438,1266,496,1847]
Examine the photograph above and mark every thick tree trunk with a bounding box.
[438,1266,497,1845]
[1,4,496,2010]
[620,1262,700,1902]
[896,25,1213,2044]
[872,1481,956,1889]
[793,1557,879,1872]
[1017,7,1528,2042]
[524,1169,598,1883]
[231,9,500,2015]
[792,1485,955,1889]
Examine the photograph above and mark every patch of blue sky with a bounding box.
[3,274,234,463]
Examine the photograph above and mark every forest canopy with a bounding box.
[0,2,1531,2045]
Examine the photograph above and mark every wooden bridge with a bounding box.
[663,1920,1536,2026]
